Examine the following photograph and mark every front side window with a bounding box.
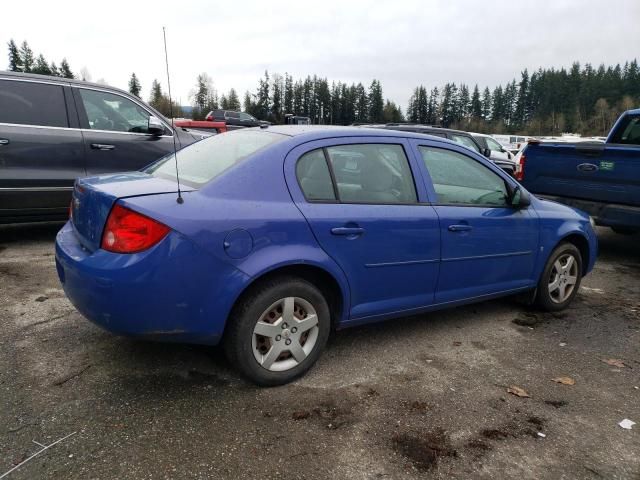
[296,149,336,201]
[79,89,153,133]
[449,134,481,153]
[419,146,509,206]
[147,129,285,187]
[0,80,67,127]
[326,144,417,204]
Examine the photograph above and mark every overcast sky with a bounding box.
[2,0,639,110]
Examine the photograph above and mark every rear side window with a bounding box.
[0,80,68,127]
[147,129,285,187]
[419,146,508,206]
[326,144,417,204]
[296,150,336,201]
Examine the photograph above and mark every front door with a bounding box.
[411,141,539,303]
[73,87,177,176]
[286,138,441,321]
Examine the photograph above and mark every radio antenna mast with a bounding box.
[162,26,183,204]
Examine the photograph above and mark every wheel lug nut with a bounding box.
[285,339,291,345]
[282,323,288,329]
[291,327,297,333]
[276,335,282,341]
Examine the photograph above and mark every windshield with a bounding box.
[147,130,285,187]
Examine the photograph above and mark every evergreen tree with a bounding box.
[7,39,21,71]
[219,94,228,110]
[227,88,241,110]
[32,54,51,75]
[271,73,283,123]
[354,83,368,123]
[128,73,142,98]
[60,58,74,78]
[382,100,404,123]
[368,79,384,123]
[284,74,294,114]
[256,70,271,120]
[19,41,34,73]
[470,84,482,119]
[149,80,163,107]
[481,87,492,120]
[49,62,59,77]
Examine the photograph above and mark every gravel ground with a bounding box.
[0,223,638,479]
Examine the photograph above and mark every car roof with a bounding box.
[246,125,469,148]
[380,124,474,136]
[0,70,135,98]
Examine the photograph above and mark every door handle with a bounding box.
[90,143,115,151]
[331,226,365,236]
[448,224,473,232]
[0,139,9,146]
[577,163,598,173]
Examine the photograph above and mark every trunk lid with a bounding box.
[71,171,193,252]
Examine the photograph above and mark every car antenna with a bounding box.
[163,26,183,204]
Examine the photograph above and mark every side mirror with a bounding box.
[483,147,492,158]
[148,116,165,136]
[510,186,531,208]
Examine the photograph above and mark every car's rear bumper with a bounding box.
[55,221,248,345]
[537,195,640,230]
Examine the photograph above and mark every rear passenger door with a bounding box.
[74,87,176,176]
[0,78,84,220]
[411,140,539,303]
[285,137,441,322]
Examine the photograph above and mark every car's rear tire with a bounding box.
[224,276,331,386]
[535,243,582,311]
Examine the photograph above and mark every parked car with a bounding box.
[284,114,311,125]
[517,109,640,234]
[205,109,269,128]
[173,119,227,134]
[0,71,209,224]
[377,124,515,175]
[471,132,515,163]
[56,126,597,385]
[492,134,532,154]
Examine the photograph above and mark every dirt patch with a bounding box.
[392,430,457,471]
[544,400,568,408]
[512,312,544,327]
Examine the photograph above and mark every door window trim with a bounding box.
[296,143,423,206]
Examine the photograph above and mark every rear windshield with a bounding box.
[147,130,285,187]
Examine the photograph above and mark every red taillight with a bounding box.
[515,153,526,181]
[101,204,170,254]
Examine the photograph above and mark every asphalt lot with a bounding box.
[0,223,638,479]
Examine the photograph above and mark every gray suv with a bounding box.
[0,71,208,224]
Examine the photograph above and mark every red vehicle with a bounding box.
[173,119,227,134]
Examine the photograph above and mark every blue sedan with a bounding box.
[55,126,598,385]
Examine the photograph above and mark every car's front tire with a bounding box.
[535,243,582,311]
[224,276,331,386]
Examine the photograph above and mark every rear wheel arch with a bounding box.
[224,263,346,335]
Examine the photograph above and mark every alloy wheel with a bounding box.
[251,297,319,372]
